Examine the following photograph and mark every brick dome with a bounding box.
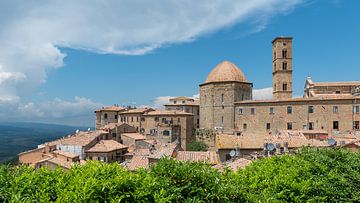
[205,61,247,83]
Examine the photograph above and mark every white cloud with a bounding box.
[0,0,302,123]
[253,87,273,100]
[0,96,102,126]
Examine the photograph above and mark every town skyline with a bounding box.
[0,0,359,126]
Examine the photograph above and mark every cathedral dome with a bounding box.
[205,61,247,83]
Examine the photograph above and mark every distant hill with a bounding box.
[0,122,92,163]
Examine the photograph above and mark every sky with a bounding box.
[0,0,359,127]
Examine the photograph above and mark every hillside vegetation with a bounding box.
[0,122,91,163]
[1,148,360,202]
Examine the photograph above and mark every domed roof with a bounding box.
[205,61,247,83]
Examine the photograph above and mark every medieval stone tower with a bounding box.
[272,37,293,99]
[199,61,253,132]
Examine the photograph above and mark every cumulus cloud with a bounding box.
[0,0,302,123]
[143,94,200,109]
[0,97,102,126]
[253,87,273,100]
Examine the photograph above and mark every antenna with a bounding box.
[327,138,336,146]
[87,128,91,131]
[75,129,80,134]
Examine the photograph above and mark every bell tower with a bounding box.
[272,37,293,99]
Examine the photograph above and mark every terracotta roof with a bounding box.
[53,150,79,159]
[87,140,128,153]
[126,155,149,171]
[171,96,194,100]
[36,156,76,169]
[314,81,360,87]
[143,110,193,116]
[100,123,134,130]
[46,130,107,147]
[205,61,247,84]
[213,158,252,172]
[148,143,178,159]
[122,133,146,140]
[95,106,126,112]
[176,151,220,165]
[216,131,329,150]
[119,108,154,114]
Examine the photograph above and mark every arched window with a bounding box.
[283,83,288,91]
[282,49,287,58]
[282,62,287,70]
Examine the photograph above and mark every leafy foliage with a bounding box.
[1,148,360,202]
[188,141,208,151]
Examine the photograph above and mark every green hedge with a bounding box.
[1,148,360,202]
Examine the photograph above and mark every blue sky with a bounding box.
[0,0,359,126]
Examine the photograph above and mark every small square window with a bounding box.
[308,106,314,113]
[251,108,256,115]
[243,123,247,130]
[354,106,359,113]
[354,121,360,130]
[308,122,314,130]
[269,107,274,114]
[287,106,292,114]
[266,123,271,130]
[333,106,339,113]
[287,123,293,130]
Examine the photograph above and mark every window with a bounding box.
[221,94,224,104]
[115,115,118,119]
[182,101,185,104]
[333,106,339,113]
[308,106,314,113]
[287,106,292,114]
[221,116,224,124]
[141,117,145,122]
[173,101,177,104]
[282,49,287,58]
[282,62,287,70]
[283,83,287,91]
[335,90,341,94]
[287,122,293,130]
[162,118,167,123]
[131,117,134,122]
[154,117,159,122]
[266,123,271,130]
[273,51,276,59]
[120,117,123,122]
[354,121,360,130]
[274,84,276,91]
[239,108,243,115]
[251,108,256,115]
[178,118,181,123]
[308,122,314,130]
[104,113,108,119]
[137,116,139,122]
[112,133,116,138]
[163,130,170,136]
[354,106,359,113]
[333,121,339,130]
[269,107,274,114]
[283,43,287,46]
[243,123,247,130]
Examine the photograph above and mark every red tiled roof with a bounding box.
[176,151,220,165]
[87,140,128,153]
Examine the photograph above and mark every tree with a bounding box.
[188,141,208,151]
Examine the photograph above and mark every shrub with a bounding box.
[1,148,360,202]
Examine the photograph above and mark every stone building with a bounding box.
[272,37,293,100]
[118,108,154,131]
[199,61,253,133]
[141,110,194,150]
[165,96,200,128]
[95,106,127,129]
